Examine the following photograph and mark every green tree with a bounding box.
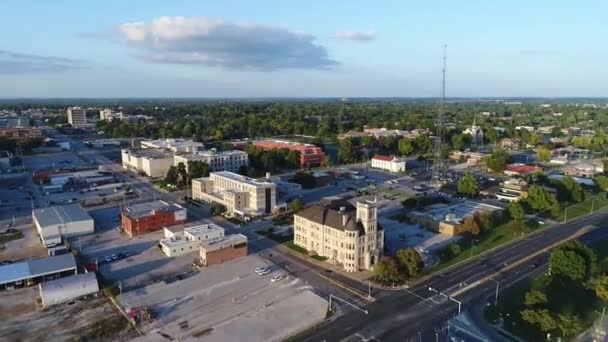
[486,149,510,173]
[551,126,563,137]
[591,275,608,302]
[536,146,552,162]
[164,165,178,185]
[457,173,479,198]
[339,138,357,163]
[449,243,461,258]
[176,162,188,188]
[210,203,227,216]
[289,198,303,213]
[508,201,525,232]
[459,216,481,236]
[484,127,499,143]
[558,176,585,203]
[413,134,432,155]
[286,150,300,168]
[398,138,414,156]
[451,133,465,151]
[526,185,558,212]
[321,155,333,168]
[524,290,548,306]
[556,314,582,338]
[361,135,376,148]
[521,309,557,332]
[396,248,424,277]
[292,170,316,189]
[374,257,401,284]
[551,250,587,281]
[594,175,608,191]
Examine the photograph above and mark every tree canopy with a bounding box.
[457,173,479,198]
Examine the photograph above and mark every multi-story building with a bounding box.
[192,171,276,217]
[371,155,406,172]
[99,108,124,121]
[496,179,529,202]
[140,138,204,154]
[121,148,173,178]
[0,127,42,140]
[199,234,248,267]
[252,139,325,167]
[66,107,87,127]
[173,149,248,173]
[121,200,186,237]
[293,198,383,272]
[159,224,225,257]
[563,162,604,178]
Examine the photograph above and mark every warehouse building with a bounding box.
[199,234,248,267]
[39,272,99,308]
[159,224,225,257]
[32,204,95,247]
[121,200,187,237]
[0,254,77,290]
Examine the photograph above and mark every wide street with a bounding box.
[294,210,608,342]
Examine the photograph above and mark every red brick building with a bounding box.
[121,200,186,237]
[0,127,42,140]
[252,139,325,167]
[199,234,248,267]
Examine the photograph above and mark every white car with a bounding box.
[270,275,283,283]
[257,269,271,276]
[255,266,267,273]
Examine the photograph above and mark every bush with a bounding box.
[286,242,307,255]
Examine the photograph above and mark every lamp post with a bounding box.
[428,287,462,315]
[470,239,479,258]
[488,278,500,305]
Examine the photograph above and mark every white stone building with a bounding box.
[371,155,406,172]
[140,138,204,154]
[173,149,248,173]
[159,224,225,257]
[121,148,174,178]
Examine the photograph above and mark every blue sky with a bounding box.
[1,0,607,98]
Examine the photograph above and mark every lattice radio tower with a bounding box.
[431,44,447,185]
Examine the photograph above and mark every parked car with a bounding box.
[104,256,112,263]
[271,275,283,282]
[258,269,271,276]
[111,254,118,260]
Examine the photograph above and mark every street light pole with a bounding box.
[428,287,462,315]
[470,239,478,258]
[488,278,500,305]
[563,207,568,223]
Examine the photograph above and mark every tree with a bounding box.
[594,175,608,191]
[486,149,510,173]
[374,257,401,284]
[396,248,424,277]
[591,275,608,302]
[448,243,461,258]
[292,170,316,189]
[508,201,525,232]
[413,134,432,155]
[556,314,582,338]
[321,155,333,168]
[459,216,481,236]
[551,126,563,137]
[551,250,587,281]
[450,133,465,151]
[457,173,479,198]
[398,138,414,156]
[289,198,303,213]
[176,162,188,188]
[339,138,357,163]
[521,309,557,332]
[188,161,210,180]
[485,127,499,143]
[361,135,376,148]
[210,203,227,216]
[526,185,558,212]
[558,176,585,203]
[536,146,552,162]
[164,165,178,185]
[286,150,300,168]
[524,290,548,306]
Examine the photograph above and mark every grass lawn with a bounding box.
[560,195,608,222]
[286,241,308,255]
[430,221,523,272]
[256,228,292,243]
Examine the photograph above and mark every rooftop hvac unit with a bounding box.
[445,213,457,221]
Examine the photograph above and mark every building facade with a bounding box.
[371,155,406,172]
[0,127,42,140]
[159,224,225,257]
[140,138,204,154]
[199,234,248,267]
[67,107,87,127]
[293,199,383,272]
[121,200,186,237]
[192,171,276,217]
[496,179,529,202]
[32,204,95,247]
[121,148,174,178]
[173,149,248,173]
[252,139,325,167]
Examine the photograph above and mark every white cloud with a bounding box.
[332,30,377,42]
[116,16,338,71]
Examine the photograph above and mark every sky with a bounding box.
[1,0,607,98]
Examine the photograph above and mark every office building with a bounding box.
[66,107,87,127]
[121,148,174,178]
[140,138,204,154]
[121,200,186,237]
[99,108,124,121]
[199,234,248,267]
[173,149,248,173]
[0,127,42,140]
[371,155,406,172]
[32,204,95,247]
[192,171,276,217]
[293,198,383,272]
[159,224,225,257]
[252,139,325,167]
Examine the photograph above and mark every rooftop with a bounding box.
[39,272,99,297]
[122,148,172,159]
[295,201,366,233]
[124,200,183,219]
[412,200,502,225]
[200,233,248,253]
[141,138,203,149]
[33,204,93,228]
[175,149,247,160]
[0,254,77,285]
[504,163,542,174]
[185,223,224,236]
[372,154,401,162]
[211,171,275,186]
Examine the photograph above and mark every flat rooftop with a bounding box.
[414,200,503,225]
[211,171,274,186]
[122,148,172,159]
[33,204,93,228]
[176,150,247,160]
[184,223,224,236]
[124,200,183,219]
[200,233,247,253]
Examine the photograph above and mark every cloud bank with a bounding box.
[117,16,338,71]
[332,30,377,42]
[0,50,84,74]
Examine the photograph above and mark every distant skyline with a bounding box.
[2,0,607,98]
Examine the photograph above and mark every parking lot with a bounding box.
[380,216,455,257]
[22,151,91,171]
[122,254,327,342]
[44,182,129,207]
[0,173,39,220]
[0,219,46,262]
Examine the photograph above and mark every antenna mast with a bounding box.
[431,44,447,185]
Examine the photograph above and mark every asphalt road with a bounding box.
[294,210,608,342]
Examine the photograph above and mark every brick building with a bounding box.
[252,139,325,167]
[121,200,186,237]
[0,127,42,140]
[199,234,248,267]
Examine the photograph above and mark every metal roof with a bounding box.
[33,204,93,228]
[39,272,99,307]
[0,254,77,285]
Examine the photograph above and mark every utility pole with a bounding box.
[563,206,568,223]
[488,278,500,305]
[431,44,447,186]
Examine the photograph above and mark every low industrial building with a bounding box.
[38,272,99,308]
[32,204,95,247]
[192,171,277,217]
[0,254,77,290]
[121,148,174,178]
[563,162,604,179]
[140,138,204,154]
[121,200,187,237]
[199,234,248,267]
[159,224,225,257]
[173,149,249,173]
[496,179,529,202]
[410,200,503,236]
[293,198,383,272]
[371,155,406,172]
